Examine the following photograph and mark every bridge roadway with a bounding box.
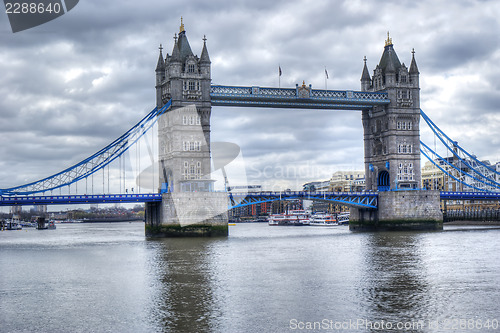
[0,191,499,208]
[0,193,162,206]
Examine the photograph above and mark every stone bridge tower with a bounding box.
[146,19,229,237]
[361,33,421,191]
[350,33,443,231]
[155,19,212,193]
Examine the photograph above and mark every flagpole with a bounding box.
[279,64,281,88]
[325,66,328,90]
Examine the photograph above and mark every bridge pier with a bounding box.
[349,190,443,231]
[145,192,229,237]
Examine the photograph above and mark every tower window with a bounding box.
[188,81,195,91]
[188,64,195,73]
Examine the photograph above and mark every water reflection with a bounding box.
[360,232,430,332]
[2,223,499,332]
[147,238,222,333]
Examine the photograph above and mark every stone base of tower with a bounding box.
[349,190,443,231]
[145,192,229,237]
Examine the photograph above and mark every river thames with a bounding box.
[1,222,499,332]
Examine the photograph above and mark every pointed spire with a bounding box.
[378,32,401,73]
[171,34,181,62]
[179,17,185,34]
[409,48,419,74]
[177,28,194,62]
[156,44,165,71]
[361,56,370,81]
[385,47,396,73]
[200,35,211,64]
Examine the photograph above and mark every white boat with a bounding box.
[309,213,338,226]
[3,219,23,230]
[3,214,23,230]
[268,210,310,226]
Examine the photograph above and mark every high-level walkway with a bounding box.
[210,85,389,110]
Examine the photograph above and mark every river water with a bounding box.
[1,222,499,333]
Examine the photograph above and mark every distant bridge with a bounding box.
[229,191,379,209]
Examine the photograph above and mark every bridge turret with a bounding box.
[155,18,213,192]
[409,48,419,87]
[360,56,371,91]
[361,33,421,191]
[199,36,211,100]
[155,45,166,108]
[148,20,228,238]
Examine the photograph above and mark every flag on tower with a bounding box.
[279,65,282,76]
[325,68,329,79]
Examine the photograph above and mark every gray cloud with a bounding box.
[1,0,499,193]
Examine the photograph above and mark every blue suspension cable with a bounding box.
[1,100,171,195]
[420,147,485,192]
[420,110,500,188]
[420,141,500,191]
[421,109,500,177]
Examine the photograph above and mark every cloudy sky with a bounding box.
[1,0,500,196]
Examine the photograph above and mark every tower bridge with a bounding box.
[147,23,442,236]
[2,22,500,236]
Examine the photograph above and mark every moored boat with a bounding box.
[268,210,310,226]
[309,213,338,226]
[3,214,23,230]
[3,219,23,230]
